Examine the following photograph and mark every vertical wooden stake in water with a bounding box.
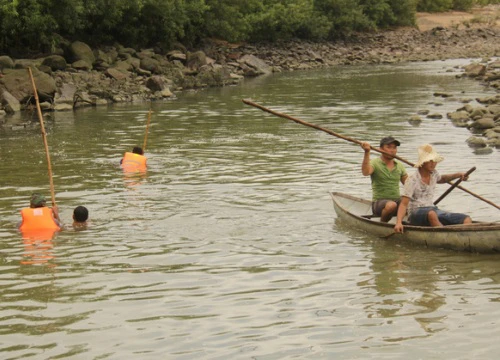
[143,107,152,151]
[27,67,56,207]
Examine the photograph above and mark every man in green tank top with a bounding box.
[361,136,407,222]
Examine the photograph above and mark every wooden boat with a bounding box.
[330,192,500,253]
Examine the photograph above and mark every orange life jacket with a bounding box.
[121,152,147,172]
[19,207,61,241]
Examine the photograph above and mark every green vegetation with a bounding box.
[0,0,497,56]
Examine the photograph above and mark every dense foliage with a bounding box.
[0,0,497,56]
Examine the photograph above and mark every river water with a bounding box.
[1,59,500,359]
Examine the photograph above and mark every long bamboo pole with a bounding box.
[143,107,152,151]
[28,67,56,207]
[242,99,500,211]
[434,166,476,206]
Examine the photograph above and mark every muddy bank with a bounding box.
[0,26,499,112]
[0,21,499,148]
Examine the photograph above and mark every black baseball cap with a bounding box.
[380,136,401,147]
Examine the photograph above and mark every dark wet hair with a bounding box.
[132,147,144,155]
[73,206,89,222]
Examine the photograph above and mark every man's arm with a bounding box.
[438,172,468,184]
[361,142,374,176]
[394,196,410,233]
[51,205,63,227]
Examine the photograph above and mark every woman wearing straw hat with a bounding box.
[394,144,472,233]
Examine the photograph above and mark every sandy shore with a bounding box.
[416,5,500,31]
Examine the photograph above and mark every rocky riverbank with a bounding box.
[0,10,499,148]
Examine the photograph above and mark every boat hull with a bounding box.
[330,192,500,253]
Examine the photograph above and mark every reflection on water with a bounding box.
[1,59,500,358]
[21,237,55,266]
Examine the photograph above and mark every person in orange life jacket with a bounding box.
[18,193,62,231]
[72,205,89,229]
[120,146,147,170]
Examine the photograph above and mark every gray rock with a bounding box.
[54,83,77,104]
[466,136,487,148]
[1,90,21,113]
[146,75,169,92]
[187,51,207,70]
[167,50,186,62]
[140,57,161,74]
[54,103,74,111]
[0,55,14,70]
[469,117,495,130]
[14,59,39,69]
[72,60,92,71]
[238,55,272,76]
[486,104,500,115]
[427,113,443,119]
[0,68,56,104]
[464,63,486,77]
[42,55,67,71]
[447,110,469,122]
[105,68,129,81]
[67,41,95,67]
[483,128,500,139]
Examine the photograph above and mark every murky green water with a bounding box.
[1,59,500,359]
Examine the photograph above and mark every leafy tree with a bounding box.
[133,0,204,49]
[388,0,416,27]
[78,0,143,45]
[245,0,331,41]
[0,0,58,55]
[360,0,393,25]
[2,0,497,56]
[202,0,262,42]
[314,0,374,38]
[46,0,83,36]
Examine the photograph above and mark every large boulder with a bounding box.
[447,111,469,122]
[464,63,486,77]
[94,47,119,65]
[186,51,207,70]
[1,90,21,113]
[105,68,129,81]
[67,41,95,68]
[0,68,56,104]
[469,117,495,130]
[146,75,170,92]
[466,136,487,148]
[140,57,161,74]
[54,83,77,105]
[0,56,14,70]
[42,55,67,71]
[72,60,92,71]
[238,55,272,76]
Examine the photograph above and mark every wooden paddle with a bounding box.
[143,107,152,151]
[434,166,476,206]
[242,99,500,211]
[28,67,57,208]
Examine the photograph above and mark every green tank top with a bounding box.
[370,158,407,201]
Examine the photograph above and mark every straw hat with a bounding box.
[414,144,444,167]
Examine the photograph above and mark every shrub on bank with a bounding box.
[0,0,498,58]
